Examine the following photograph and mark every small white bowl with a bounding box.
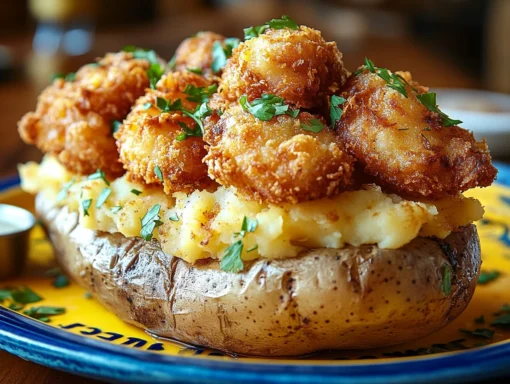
[433,88,510,158]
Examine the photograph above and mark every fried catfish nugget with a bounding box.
[174,31,225,74]
[115,71,214,193]
[204,105,355,204]
[18,52,151,178]
[219,26,348,109]
[336,71,497,199]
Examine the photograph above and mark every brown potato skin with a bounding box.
[115,71,215,193]
[336,71,497,199]
[37,192,481,356]
[219,26,348,109]
[174,31,225,74]
[18,52,150,178]
[204,105,355,204]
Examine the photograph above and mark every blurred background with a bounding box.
[0,0,509,177]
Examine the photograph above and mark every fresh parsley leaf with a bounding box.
[84,292,93,299]
[0,289,11,301]
[474,315,485,324]
[11,287,43,304]
[169,213,179,222]
[244,15,299,40]
[82,199,92,216]
[239,94,298,121]
[111,120,122,134]
[140,204,163,241]
[122,46,164,89]
[478,270,500,285]
[247,244,258,253]
[88,169,110,186]
[53,274,69,289]
[56,178,76,202]
[156,96,209,136]
[130,189,142,196]
[330,95,346,125]
[220,240,244,273]
[168,54,177,70]
[459,328,494,339]
[110,206,122,213]
[23,306,66,321]
[187,67,203,75]
[241,216,258,233]
[142,102,152,110]
[300,118,324,133]
[96,188,111,209]
[176,121,202,141]
[183,84,218,103]
[500,304,510,312]
[491,314,510,327]
[9,303,24,311]
[441,264,452,296]
[416,92,463,127]
[147,62,165,89]
[211,38,240,73]
[154,165,164,182]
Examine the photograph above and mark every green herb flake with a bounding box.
[247,244,258,253]
[96,188,111,209]
[459,328,495,339]
[84,292,93,299]
[211,38,240,73]
[110,206,123,213]
[131,189,142,196]
[183,84,218,103]
[11,287,43,304]
[300,118,325,133]
[142,102,152,110]
[441,264,452,296]
[23,306,66,321]
[169,213,179,222]
[474,315,485,324]
[239,94,298,121]
[156,96,208,135]
[82,199,93,217]
[220,240,244,273]
[0,289,11,302]
[111,120,122,134]
[154,165,164,182]
[241,216,258,233]
[88,169,110,186]
[491,314,510,327]
[187,67,203,75]
[53,274,69,289]
[122,46,164,89]
[500,304,510,312]
[478,270,501,285]
[56,178,76,202]
[168,54,177,70]
[330,95,346,125]
[9,303,24,311]
[416,92,462,127]
[140,204,164,241]
[244,15,299,40]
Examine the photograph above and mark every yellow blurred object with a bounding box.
[28,0,97,22]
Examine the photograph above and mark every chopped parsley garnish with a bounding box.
[23,306,66,322]
[142,102,152,110]
[491,314,510,327]
[416,92,463,127]
[154,165,164,182]
[52,72,76,82]
[459,328,494,339]
[10,287,43,304]
[122,46,164,89]
[110,206,122,213]
[441,264,452,296]
[330,95,346,125]
[111,120,122,134]
[176,122,202,141]
[474,315,485,324]
[96,188,111,209]
[300,118,325,133]
[0,289,11,301]
[220,216,258,273]
[84,292,93,299]
[183,84,218,103]
[156,96,211,137]
[57,178,76,202]
[220,240,244,273]
[88,169,110,186]
[500,304,510,312]
[187,67,203,75]
[244,15,299,40]
[140,204,164,241]
[354,57,462,127]
[168,54,177,70]
[478,270,500,285]
[211,37,240,73]
[53,274,69,289]
[169,213,179,222]
[130,189,142,196]
[9,303,24,311]
[247,244,258,253]
[239,94,299,121]
[82,199,92,216]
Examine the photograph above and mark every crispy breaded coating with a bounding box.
[18,52,151,178]
[219,26,348,109]
[115,71,214,193]
[336,71,497,199]
[204,105,355,204]
[174,31,225,74]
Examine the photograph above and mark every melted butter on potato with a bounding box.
[20,155,484,264]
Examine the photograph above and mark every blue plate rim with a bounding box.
[1,163,510,383]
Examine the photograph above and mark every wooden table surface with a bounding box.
[0,14,508,384]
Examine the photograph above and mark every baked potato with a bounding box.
[37,192,481,356]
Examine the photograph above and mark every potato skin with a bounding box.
[37,193,481,356]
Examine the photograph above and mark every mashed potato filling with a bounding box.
[20,156,484,264]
